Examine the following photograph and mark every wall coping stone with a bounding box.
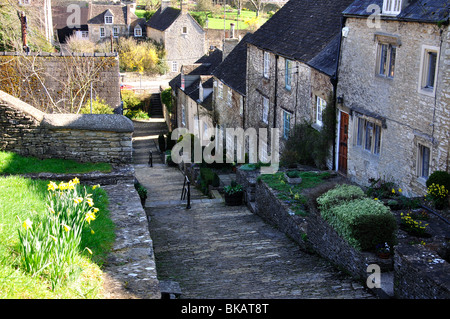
[0,90,45,122]
[42,114,134,133]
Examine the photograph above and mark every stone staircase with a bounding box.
[149,93,164,118]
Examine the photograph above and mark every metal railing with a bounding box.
[181,174,191,209]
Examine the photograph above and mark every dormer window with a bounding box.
[104,15,113,24]
[382,0,402,15]
[134,25,142,37]
[19,0,30,5]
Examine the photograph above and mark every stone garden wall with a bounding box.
[0,90,133,164]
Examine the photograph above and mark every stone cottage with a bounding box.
[336,0,449,196]
[146,0,206,74]
[244,0,355,165]
[87,1,146,42]
[169,49,223,146]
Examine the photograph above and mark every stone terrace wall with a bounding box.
[0,91,133,164]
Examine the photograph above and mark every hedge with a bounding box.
[317,184,397,251]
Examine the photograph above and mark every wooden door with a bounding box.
[338,112,349,174]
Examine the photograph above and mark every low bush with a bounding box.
[198,167,220,194]
[158,134,166,152]
[323,198,397,251]
[426,170,450,191]
[316,184,366,211]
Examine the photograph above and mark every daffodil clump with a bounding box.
[400,212,429,236]
[426,183,449,209]
[17,178,102,290]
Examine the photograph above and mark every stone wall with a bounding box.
[213,78,244,129]
[336,19,449,196]
[0,52,121,113]
[0,90,133,164]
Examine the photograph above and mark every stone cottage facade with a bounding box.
[146,0,206,74]
[244,0,355,165]
[336,0,449,196]
[169,49,223,146]
[87,2,146,42]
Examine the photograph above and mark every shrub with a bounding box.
[426,170,450,191]
[323,198,397,251]
[316,184,366,211]
[198,167,220,194]
[158,134,166,152]
[79,97,113,114]
[427,183,449,209]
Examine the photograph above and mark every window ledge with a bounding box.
[418,87,435,97]
[311,122,323,132]
[417,176,428,187]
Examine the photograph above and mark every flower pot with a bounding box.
[377,252,391,259]
[224,191,243,206]
[285,173,302,184]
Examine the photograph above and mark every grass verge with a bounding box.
[0,176,114,298]
[0,151,112,175]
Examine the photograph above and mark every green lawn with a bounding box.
[0,151,112,175]
[0,176,114,298]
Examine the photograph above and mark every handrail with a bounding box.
[181,174,191,209]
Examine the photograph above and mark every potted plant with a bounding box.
[376,242,391,259]
[285,170,302,184]
[135,182,148,207]
[224,181,243,206]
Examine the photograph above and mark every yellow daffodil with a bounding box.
[374,198,378,200]
[49,235,57,242]
[47,181,58,191]
[22,218,33,230]
[93,207,99,213]
[73,197,83,204]
[92,184,101,190]
[85,211,96,224]
[72,177,80,184]
[398,188,402,193]
[392,188,395,194]
[62,223,71,232]
[85,247,93,255]
[87,198,94,207]
[91,229,95,234]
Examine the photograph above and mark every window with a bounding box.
[172,61,178,73]
[81,31,89,38]
[181,104,186,126]
[285,59,292,90]
[218,82,223,99]
[263,51,270,78]
[100,27,105,38]
[19,0,30,5]
[355,117,381,155]
[105,16,113,24]
[182,26,187,34]
[382,0,402,15]
[239,96,243,116]
[227,88,232,107]
[262,97,269,124]
[419,46,439,95]
[113,27,119,38]
[418,144,430,178]
[377,43,396,78]
[316,97,327,126]
[134,25,142,37]
[283,110,291,140]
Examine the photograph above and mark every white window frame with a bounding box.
[283,110,291,140]
[285,59,292,90]
[181,104,186,126]
[418,45,439,97]
[218,82,223,99]
[316,96,327,126]
[376,43,396,78]
[355,116,381,155]
[100,27,105,38]
[113,27,119,38]
[417,143,431,179]
[382,0,402,15]
[262,96,269,124]
[134,25,142,37]
[263,51,270,79]
[172,61,178,72]
[81,31,89,38]
[105,16,113,24]
[227,88,232,107]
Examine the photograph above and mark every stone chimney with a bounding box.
[222,23,239,61]
[161,0,170,12]
[181,0,188,13]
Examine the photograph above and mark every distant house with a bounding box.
[169,49,223,145]
[336,0,449,196]
[146,0,206,74]
[87,2,146,42]
[245,0,354,165]
[52,4,89,43]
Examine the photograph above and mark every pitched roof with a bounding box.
[146,7,182,31]
[87,4,138,25]
[246,0,354,67]
[212,33,253,96]
[343,0,449,23]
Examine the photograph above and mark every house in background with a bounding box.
[87,1,146,42]
[336,0,449,196]
[245,0,354,165]
[52,4,89,43]
[169,48,223,145]
[146,0,206,74]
